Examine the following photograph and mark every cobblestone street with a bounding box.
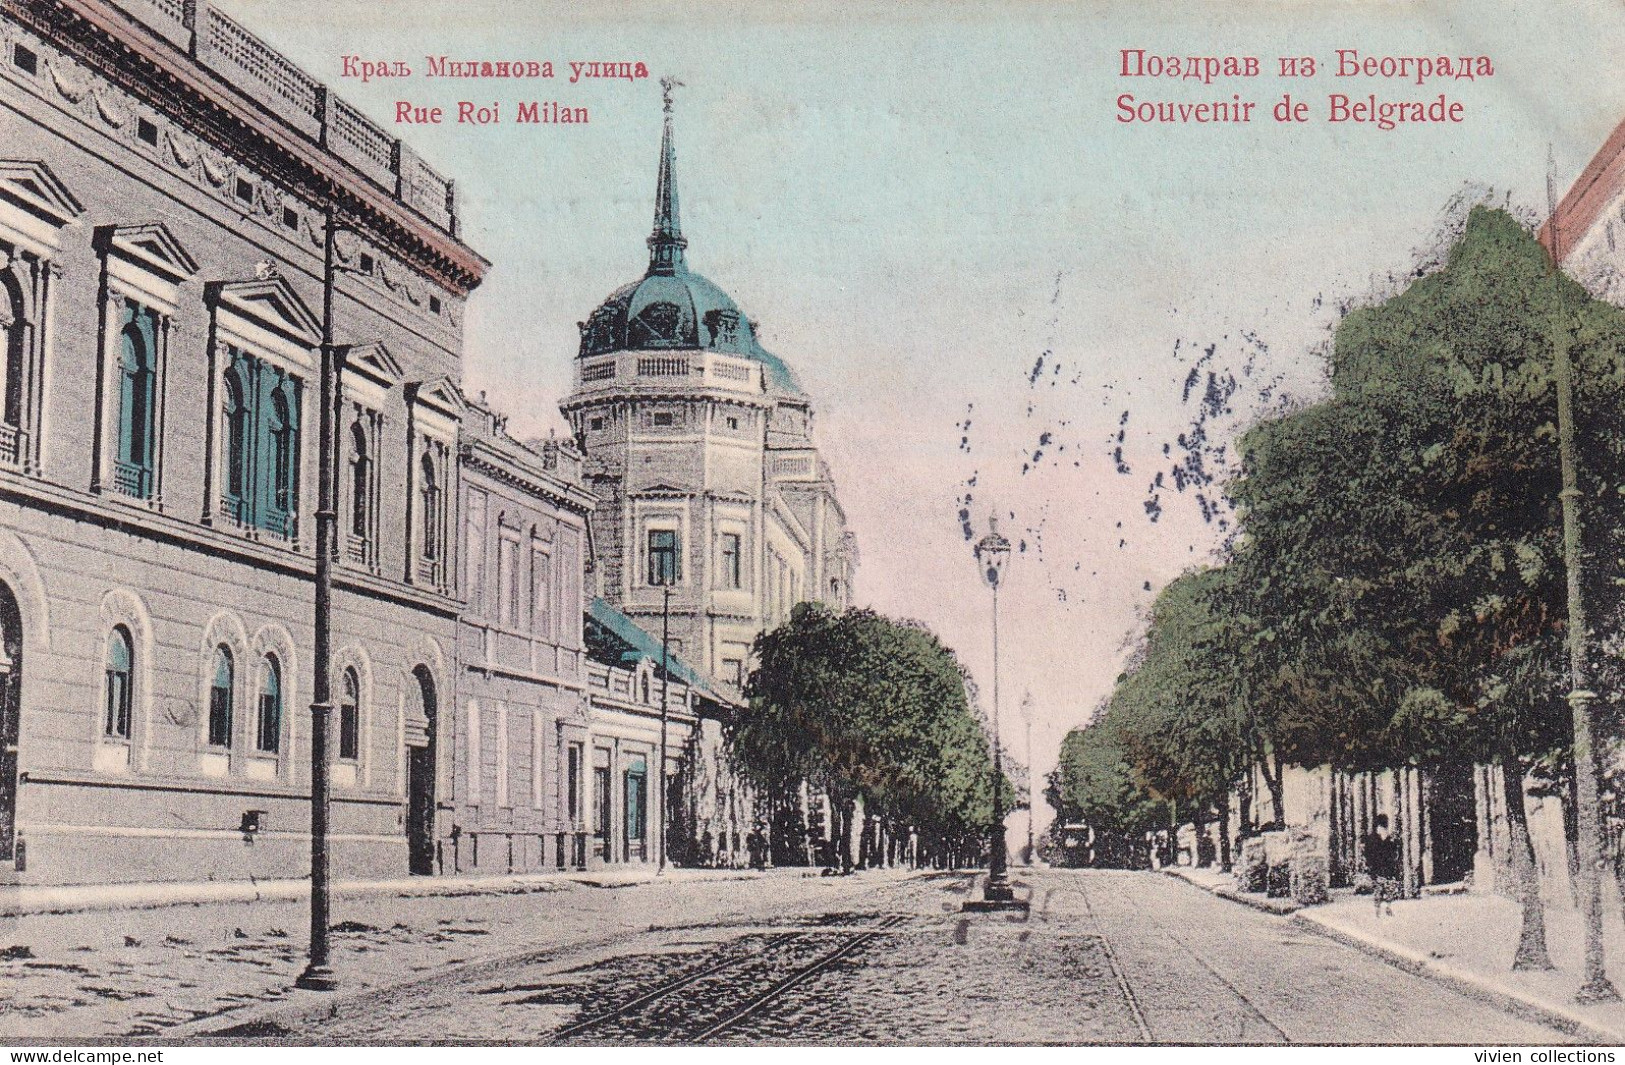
[2,868,1578,1043]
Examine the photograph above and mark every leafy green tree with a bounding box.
[729,604,1012,870]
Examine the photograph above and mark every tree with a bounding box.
[728,603,1012,870]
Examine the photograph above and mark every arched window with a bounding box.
[339,666,360,762]
[349,422,370,540]
[256,654,282,754]
[103,626,133,740]
[420,453,440,561]
[640,671,650,704]
[208,645,233,748]
[222,366,247,510]
[114,303,156,498]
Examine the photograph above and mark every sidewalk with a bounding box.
[0,865,787,918]
[1167,865,1625,1043]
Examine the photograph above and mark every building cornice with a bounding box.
[4,0,490,295]
[460,437,596,516]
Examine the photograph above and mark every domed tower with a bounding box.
[561,89,855,688]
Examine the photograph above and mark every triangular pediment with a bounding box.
[96,222,198,281]
[0,160,84,227]
[207,275,321,346]
[340,342,403,387]
[408,376,467,419]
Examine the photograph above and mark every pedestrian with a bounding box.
[1363,814,1403,917]
[747,825,767,871]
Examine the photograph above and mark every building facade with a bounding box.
[449,397,595,875]
[0,0,485,884]
[560,99,857,694]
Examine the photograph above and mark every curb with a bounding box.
[1,868,781,919]
[1293,910,1625,1045]
[1159,868,1302,915]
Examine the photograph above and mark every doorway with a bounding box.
[405,665,437,875]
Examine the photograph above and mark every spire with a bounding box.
[648,76,687,276]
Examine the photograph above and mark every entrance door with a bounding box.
[405,666,437,875]
[1429,761,1477,884]
[0,583,21,863]
[624,756,646,862]
[594,760,611,861]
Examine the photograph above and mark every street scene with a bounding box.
[7,0,1625,1050]
[0,868,1580,1043]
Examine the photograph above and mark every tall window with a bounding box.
[624,756,646,844]
[256,654,282,754]
[113,301,157,499]
[567,744,582,822]
[339,667,360,762]
[222,368,247,516]
[530,544,551,639]
[220,349,302,539]
[420,453,440,561]
[647,528,679,586]
[465,489,487,612]
[1,274,25,443]
[498,536,519,628]
[103,626,133,740]
[719,532,741,590]
[269,392,295,522]
[349,423,370,540]
[208,645,233,748]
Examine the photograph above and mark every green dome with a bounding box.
[576,103,804,397]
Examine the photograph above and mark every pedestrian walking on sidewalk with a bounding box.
[1363,814,1402,917]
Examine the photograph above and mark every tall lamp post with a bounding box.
[656,580,671,876]
[1021,691,1035,866]
[964,516,1027,912]
[297,205,346,992]
[1546,168,1618,1004]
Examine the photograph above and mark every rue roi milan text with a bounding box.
[394,101,589,126]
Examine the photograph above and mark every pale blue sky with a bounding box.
[227,0,1625,827]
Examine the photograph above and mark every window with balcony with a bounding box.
[0,274,27,468]
[647,528,680,586]
[112,301,158,499]
[349,423,371,541]
[219,347,302,540]
[419,452,444,569]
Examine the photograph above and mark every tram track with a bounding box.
[1073,873,1154,1042]
[548,912,909,1043]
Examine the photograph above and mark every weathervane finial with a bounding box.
[660,75,684,115]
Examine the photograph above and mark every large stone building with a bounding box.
[0,0,485,883]
[561,98,857,693]
[448,397,593,875]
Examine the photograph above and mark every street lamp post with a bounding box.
[1546,174,1618,1004]
[964,516,1027,913]
[657,581,671,876]
[296,205,344,993]
[1021,692,1035,866]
